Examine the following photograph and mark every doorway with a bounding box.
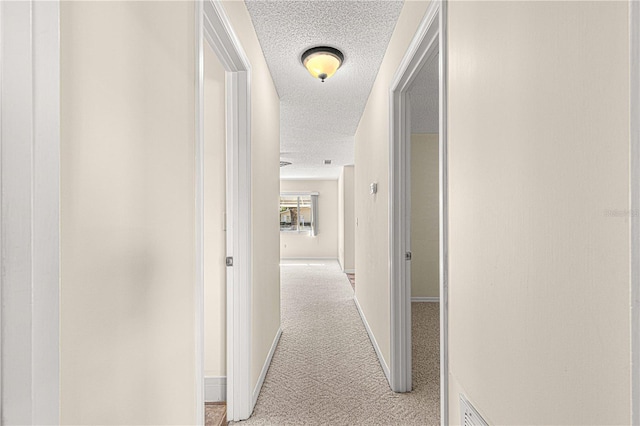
[388,0,448,423]
[406,48,441,418]
[197,1,253,423]
[202,35,228,424]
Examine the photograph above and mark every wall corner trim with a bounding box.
[252,328,282,410]
[353,296,391,384]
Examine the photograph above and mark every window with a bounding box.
[279,193,318,235]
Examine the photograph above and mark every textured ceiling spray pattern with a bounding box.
[245,0,404,179]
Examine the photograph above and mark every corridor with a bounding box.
[239,261,440,425]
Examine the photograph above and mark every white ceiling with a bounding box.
[410,53,439,134]
[245,0,404,180]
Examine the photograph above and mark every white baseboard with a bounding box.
[204,376,226,402]
[353,296,390,384]
[280,257,338,261]
[252,327,282,409]
[343,269,355,274]
[411,297,440,302]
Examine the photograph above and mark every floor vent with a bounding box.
[460,394,489,426]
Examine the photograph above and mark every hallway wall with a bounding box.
[280,179,339,259]
[355,0,631,424]
[446,2,630,423]
[61,2,197,423]
[61,1,281,422]
[410,134,439,298]
[338,166,356,272]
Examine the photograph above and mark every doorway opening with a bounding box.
[202,32,229,426]
[406,48,441,418]
[389,0,448,423]
[196,1,252,423]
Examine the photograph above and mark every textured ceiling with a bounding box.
[410,53,439,134]
[245,0,404,180]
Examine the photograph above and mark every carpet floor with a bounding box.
[235,260,440,425]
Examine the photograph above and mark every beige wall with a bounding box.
[61,0,281,421]
[338,166,356,272]
[355,2,630,424]
[356,0,631,424]
[280,180,339,259]
[61,2,197,423]
[447,2,630,423]
[219,1,281,391]
[354,0,432,368]
[410,134,439,298]
[204,43,226,377]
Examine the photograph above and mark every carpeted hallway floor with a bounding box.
[236,260,440,425]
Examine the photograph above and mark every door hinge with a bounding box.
[405,251,412,260]
[226,256,233,267]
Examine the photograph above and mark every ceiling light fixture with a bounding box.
[301,46,344,82]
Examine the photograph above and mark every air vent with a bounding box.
[323,159,332,165]
[460,394,488,426]
[280,161,292,167]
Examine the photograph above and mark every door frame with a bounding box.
[196,1,253,423]
[388,0,448,423]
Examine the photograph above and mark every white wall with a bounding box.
[204,43,226,378]
[61,2,197,423]
[219,1,281,393]
[410,134,438,298]
[280,179,339,259]
[338,166,356,272]
[447,2,630,423]
[354,0,432,368]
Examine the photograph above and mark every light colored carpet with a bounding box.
[236,260,440,425]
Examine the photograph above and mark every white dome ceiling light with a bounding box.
[301,46,344,82]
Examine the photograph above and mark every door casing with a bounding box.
[196,1,253,423]
[0,1,60,423]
